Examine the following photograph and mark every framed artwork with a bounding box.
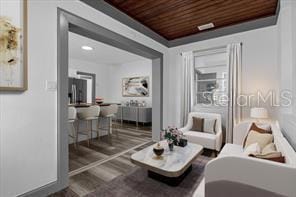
[122,76,149,97]
[0,0,27,91]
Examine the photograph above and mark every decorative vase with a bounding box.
[178,138,188,147]
[153,143,164,157]
[168,142,174,151]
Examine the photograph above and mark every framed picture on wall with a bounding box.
[122,76,149,97]
[0,0,28,91]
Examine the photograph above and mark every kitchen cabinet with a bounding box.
[116,106,152,126]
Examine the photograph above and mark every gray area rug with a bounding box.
[87,157,209,197]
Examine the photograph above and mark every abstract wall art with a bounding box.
[122,76,149,97]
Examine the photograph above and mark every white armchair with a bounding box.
[179,112,223,151]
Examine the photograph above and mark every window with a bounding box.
[194,49,228,106]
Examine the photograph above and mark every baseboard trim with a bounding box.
[19,181,66,197]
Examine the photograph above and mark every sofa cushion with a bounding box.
[219,144,244,157]
[191,117,204,132]
[184,131,216,149]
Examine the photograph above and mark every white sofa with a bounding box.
[204,121,296,197]
[179,112,223,151]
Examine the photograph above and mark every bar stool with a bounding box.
[68,106,77,148]
[77,105,100,147]
[98,104,119,144]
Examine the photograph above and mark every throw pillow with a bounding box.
[255,152,283,158]
[250,154,285,163]
[244,130,273,149]
[263,156,286,163]
[249,122,272,133]
[243,122,272,147]
[244,143,261,156]
[203,118,216,134]
[262,143,277,155]
[248,142,286,163]
[191,117,204,132]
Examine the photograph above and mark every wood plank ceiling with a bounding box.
[104,0,278,40]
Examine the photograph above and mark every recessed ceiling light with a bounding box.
[198,23,215,31]
[81,46,93,51]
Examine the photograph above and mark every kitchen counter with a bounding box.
[68,103,94,108]
[99,103,121,107]
[68,103,151,127]
[68,103,120,108]
[120,105,151,108]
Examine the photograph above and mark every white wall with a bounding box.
[69,58,152,105]
[293,3,296,116]
[168,25,279,127]
[277,0,296,150]
[0,0,292,196]
[278,1,294,115]
[0,0,169,196]
[109,59,152,105]
[0,2,58,197]
[69,58,113,101]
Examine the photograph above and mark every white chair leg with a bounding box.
[90,120,93,142]
[87,120,91,147]
[97,118,101,140]
[108,117,112,145]
[114,126,118,138]
[71,123,77,149]
[76,121,79,146]
[112,117,119,138]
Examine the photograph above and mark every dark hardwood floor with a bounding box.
[51,123,215,197]
[52,141,154,197]
[69,122,152,172]
[52,148,215,196]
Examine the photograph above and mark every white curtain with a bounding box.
[226,43,242,143]
[180,51,194,126]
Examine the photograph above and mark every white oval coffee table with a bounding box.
[131,140,203,186]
